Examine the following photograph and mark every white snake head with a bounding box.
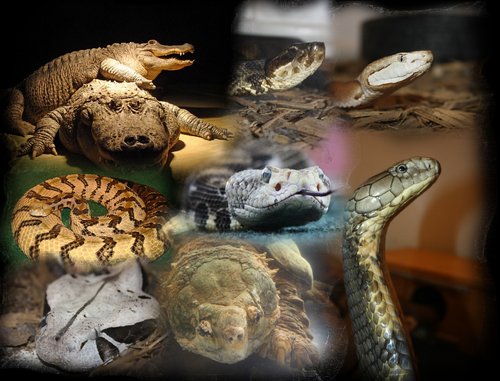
[359,50,433,94]
[226,165,333,230]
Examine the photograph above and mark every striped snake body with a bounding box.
[343,157,440,380]
[11,174,169,269]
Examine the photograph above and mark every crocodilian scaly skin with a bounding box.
[343,157,440,380]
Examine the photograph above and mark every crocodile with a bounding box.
[18,79,231,168]
[4,40,194,136]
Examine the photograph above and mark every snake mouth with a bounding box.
[265,188,333,210]
[296,189,334,197]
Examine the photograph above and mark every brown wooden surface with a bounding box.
[386,248,486,289]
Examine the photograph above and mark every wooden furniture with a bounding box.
[386,248,493,354]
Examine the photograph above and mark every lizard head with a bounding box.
[137,40,194,74]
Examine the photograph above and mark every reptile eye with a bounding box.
[399,54,405,63]
[275,183,281,192]
[148,40,157,45]
[108,99,122,111]
[396,164,408,173]
[197,320,212,337]
[261,167,272,183]
[128,99,143,111]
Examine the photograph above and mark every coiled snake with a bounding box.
[11,160,332,268]
[11,174,169,269]
[343,157,440,380]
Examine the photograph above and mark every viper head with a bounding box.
[359,50,433,93]
[226,165,333,230]
[264,42,325,91]
[137,39,195,73]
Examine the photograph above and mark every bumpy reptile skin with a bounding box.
[5,40,194,136]
[343,157,440,380]
[12,174,170,269]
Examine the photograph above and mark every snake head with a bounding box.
[347,157,440,220]
[29,203,53,217]
[227,165,333,230]
[360,50,433,93]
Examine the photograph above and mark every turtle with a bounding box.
[162,237,320,369]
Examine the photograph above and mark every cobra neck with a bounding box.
[343,215,416,381]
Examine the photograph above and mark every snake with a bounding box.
[11,174,169,270]
[228,41,433,108]
[183,144,333,231]
[343,157,440,380]
[11,151,332,267]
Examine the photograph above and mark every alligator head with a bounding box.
[133,40,195,80]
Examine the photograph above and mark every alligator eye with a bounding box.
[148,40,158,45]
[261,167,272,183]
[396,164,408,173]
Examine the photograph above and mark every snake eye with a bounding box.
[399,54,405,63]
[396,164,408,173]
[261,167,272,183]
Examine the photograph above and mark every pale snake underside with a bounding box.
[343,157,440,380]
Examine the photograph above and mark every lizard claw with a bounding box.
[19,138,58,159]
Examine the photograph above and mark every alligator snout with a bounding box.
[122,134,152,149]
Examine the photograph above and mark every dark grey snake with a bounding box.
[343,157,440,380]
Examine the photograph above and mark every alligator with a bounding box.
[18,79,231,168]
[4,40,194,136]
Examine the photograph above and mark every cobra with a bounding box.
[343,157,440,380]
[228,42,433,108]
[11,174,169,269]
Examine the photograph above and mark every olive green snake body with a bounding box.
[343,157,440,380]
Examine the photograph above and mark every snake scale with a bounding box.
[343,157,440,380]
[11,174,169,269]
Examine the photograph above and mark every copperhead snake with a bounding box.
[228,42,433,107]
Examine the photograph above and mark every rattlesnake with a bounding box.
[11,146,332,268]
[11,174,169,270]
